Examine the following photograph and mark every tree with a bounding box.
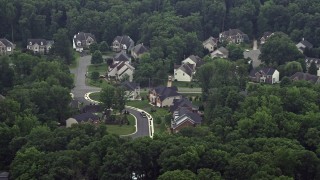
[91,71,100,81]
[260,32,303,66]
[52,29,74,65]
[308,61,318,75]
[158,170,196,180]
[89,43,99,53]
[227,44,244,61]
[99,41,109,52]
[100,85,115,109]
[0,56,14,93]
[91,50,103,64]
[284,61,303,77]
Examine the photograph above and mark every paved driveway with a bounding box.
[124,108,151,139]
[70,55,101,104]
[244,49,261,68]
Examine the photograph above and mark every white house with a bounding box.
[202,37,218,52]
[121,81,140,100]
[174,63,195,82]
[0,38,14,55]
[181,55,203,67]
[73,32,95,52]
[108,61,135,82]
[211,47,229,58]
[219,29,249,44]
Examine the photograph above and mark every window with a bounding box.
[183,73,185,76]
[175,73,177,75]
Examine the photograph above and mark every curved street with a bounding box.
[70,55,151,138]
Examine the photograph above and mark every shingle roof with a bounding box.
[72,112,99,122]
[290,72,320,84]
[221,29,246,36]
[305,57,320,66]
[114,51,130,62]
[121,81,139,91]
[299,40,313,49]
[170,98,198,112]
[171,107,202,129]
[81,104,102,113]
[73,32,95,48]
[249,67,276,77]
[217,47,229,55]
[154,86,180,101]
[176,63,195,77]
[132,43,148,55]
[262,32,273,39]
[27,39,48,46]
[114,35,134,50]
[0,38,14,47]
[203,36,218,46]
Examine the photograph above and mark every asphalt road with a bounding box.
[70,55,101,104]
[125,108,150,139]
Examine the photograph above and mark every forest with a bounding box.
[1,0,320,179]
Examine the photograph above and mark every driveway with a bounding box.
[70,55,101,104]
[244,49,261,68]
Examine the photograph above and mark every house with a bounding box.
[181,55,204,67]
[112,35,134,52]
[290,72,320,84]
[305,57,320,69]
[203,36,218,52]
[120,81,140,100]
[171,107,202,133]
[70,99,81,110]
[260,32,274,45]
[0,171,9,180]
[149,78,182,107]
[0,38,14,55]
[73,32,96,52]
[27,39,53,54]
[113,51,131,64]
[249,68,279,84]
[296,38,313,53]
[108,61,135,82]
[170,98,198,113]
[211,47,229,58]
[131,43,148,59]
[0,94,5,102]
[66,112,100,128]
[174,63,196,82]
[219,29,249,44]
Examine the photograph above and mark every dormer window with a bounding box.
[77,41,81,46]
[29,42,32,45]
[41,42,43,45]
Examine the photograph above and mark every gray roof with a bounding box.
[217,47,229,55]
[0,38,14,47]
[290,72,320,84]
[172,107,202,129]
[114,51,130,62]
[170,98,198,112]
[249,67,276,77]
[176,63,195,77]
[81,104,102,113]
[154,86,180,101]
[73,32,95,47]
[0,171,9,179]
[113,35,134,50]
[299,40,313,49]
[203,36,218,46]
[27,39,49,46]
[132,43,148,55]
[221,29,246,36]
[121,81,139,91]
[262,32,273,39]
[72,112,99,122]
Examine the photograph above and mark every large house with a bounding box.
[121,81,140,100]
[249,68,280,84]
[113,51,131,64]
[203,36,218,52]
[170,98,198,113]
[131,43,148,59]
[211,47,229,58]
[290,72,320,84]
[27,39,54,54]
[219,29,249,44]
[66,112,100,128]
[0,38,14,55]
[260,32,274,45]
[171,107,202,133]
[108,61,135,82]
[149,79,182,107]
[174,63,195,82]
[112,35,134,52]
[181,55,203,67]
[73,32,96,52]
[305,57,320,69]
[296,38,313,53]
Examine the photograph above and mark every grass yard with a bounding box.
[89,92,101,102]
[172,81,201,88]
[69,53,80,69]
[87,78,110,88]
[87,63,108,75]
[107,114,136,135]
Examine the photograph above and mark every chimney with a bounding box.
[302,37,305,41]
[167,76,172,87]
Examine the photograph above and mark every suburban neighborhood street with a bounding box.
[125,108,151,139]
[70,55,101,104]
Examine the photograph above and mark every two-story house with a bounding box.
[112,35,134,52]
[290,72,320,84]
[174,55,203,82]
[296,38,313,53]
[108,61,135,82]
[202,36,218,52]
[249,68,280,84]
[121,81,140,100]
[211,47,229,58]
[73,32,96,52]
[131,43,148,59]
[260,32,274,45]
[113,51,131,64]
[171,107,202,133]
[0,38,14,55]
[219,29,249,44]
[27,39,54,54]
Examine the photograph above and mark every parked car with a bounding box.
[140,111,147,118]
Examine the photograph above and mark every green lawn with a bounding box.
[69,52,80,69]
[88,63,108,75]
[172,81,201,88]
[87,78,109,88]
[89,92,101,102]
[107,114,136,135]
